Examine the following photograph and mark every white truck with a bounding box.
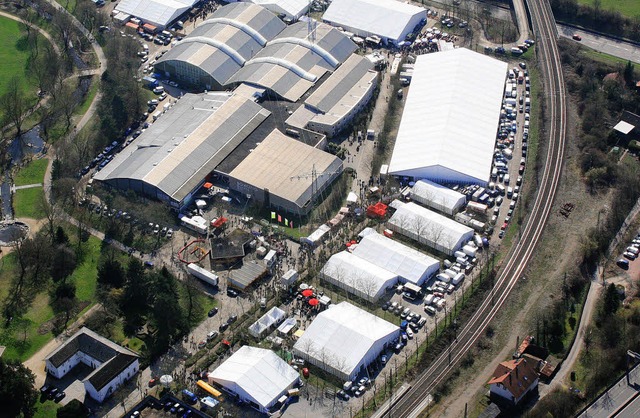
[187,263,218,287]
[264,250,277,268]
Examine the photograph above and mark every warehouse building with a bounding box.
[293,302,399,382]
[286,54,377,137]
[388,48,508,185]
[155,3,357,101]
[115,0,197,29]
[155,3,286,90]
[320,251,398,302]
[322,0,426,46]
[387,201,474,256]
[94,92,270,210]
[209,346,300,414]
[239,0,310,20]
[410,179,467,216]
[351,230,440,286]
[228,20,357,101]
[227,129,343,215]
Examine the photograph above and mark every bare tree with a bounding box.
[0,77,29,137]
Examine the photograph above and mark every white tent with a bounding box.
[410,179,467,216]
[209,346,300,413]
[388,49,508,185]
[116,0,197,28]
[352,231,440,285]
[320,251,398,302]
[322,0,426,45]
[248,307,286,338]
[244,0,310,19]
[302,224,331,246]
[387,201,474,256]
[292,302,399,381]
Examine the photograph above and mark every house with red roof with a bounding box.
[487,357,539,406]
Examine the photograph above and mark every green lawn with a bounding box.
[73,76,98,117]
[13,187,46,219]
[34,400,61,418]
[576,0,640,18]
[0,16,37,98]
[14,158,48,186]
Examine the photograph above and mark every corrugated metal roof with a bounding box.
[228,21,356,101]
[155,3,285,85]
[388,48,508,184]
[228,129,343,209]
[95,93,270,204]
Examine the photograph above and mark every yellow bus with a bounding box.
[197,380,223,400]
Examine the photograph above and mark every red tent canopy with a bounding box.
[366,202,388,218]
[211,217,228,228]
[301,289,313,297]
[308,298,319,306]
[203,182,213,189]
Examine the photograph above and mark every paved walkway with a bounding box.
[12,183,42,192]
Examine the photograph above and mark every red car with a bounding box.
[572,34,582,41]
[302,368,310,378]
[501,221,508,231]
[148,378,157,387]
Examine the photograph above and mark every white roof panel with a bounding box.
[411,179,466,213]
[614,120,635,134]
[321,251,398,299]
[388,48,508,184]
[116,0,197,27]
[293,302,399,378]
[352,231,439,285]
[323,0,425,42]
[209,346,299,409]
[249,0,310,18]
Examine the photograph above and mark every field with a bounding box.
[0,16,37,98]
[0,234,103,361]
[576,0,640,18]
[13,187,46,219]
[14,158,48,186]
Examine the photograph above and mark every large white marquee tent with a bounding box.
[320,251,398,302]
[388,48,508,185]
[116,0,197,28]
[352,230,440,286]
[292,302,399,381]
[208,346,300,413]
[410,179,467,216]
[322,0,426,45]
[387,201,474,256]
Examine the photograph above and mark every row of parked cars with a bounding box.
[40,384,66,403]
[618,233,640,269]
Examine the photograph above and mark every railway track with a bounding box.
[376,1,567,417]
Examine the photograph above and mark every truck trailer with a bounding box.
[187,263,218,287]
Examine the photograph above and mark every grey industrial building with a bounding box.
[94,92,270,209]
[154,3,357,101]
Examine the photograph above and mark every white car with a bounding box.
[406,328,414,339]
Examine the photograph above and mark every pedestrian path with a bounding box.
[12,183,42,193]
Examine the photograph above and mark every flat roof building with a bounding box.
[228,129,343,215]
[410,179,467,216]
[209,346,300,413]
[115,0,198,29]
[320,251,398,302]
[94,92,270,209]
[387,200,474,256]
[388,48,508,185]
[292,302,399,381]
[322,0,426,45]
[352,230,440,286]
[286,54,377,137]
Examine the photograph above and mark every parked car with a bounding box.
[208,307,219,317]
[572,34,582,41]
[53,391,66,403]
[227,288,239,298]
[219,323,228,332]
[617,259,630,269]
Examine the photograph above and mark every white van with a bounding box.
[504,174,510,184]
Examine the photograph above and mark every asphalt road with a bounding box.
[557,23,640,64]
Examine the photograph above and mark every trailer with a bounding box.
[187,263,218,287]
[452,272,465,286]
[474,234,484,248]
[180,214,208,235]
[462,244,477,258]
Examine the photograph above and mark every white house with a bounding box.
[44,327,139,403]
[487,358,539,406]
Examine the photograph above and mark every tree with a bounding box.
[57,399,89,418]
[120,259,151,334]
[50,245,77,283]
[602,283,620,316]
[0,76,29,137]
[149,269,188,354]
[97,257,126,289]
[52,281,78,329]
[0,358,38,418]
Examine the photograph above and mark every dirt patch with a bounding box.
[38,301,91,335]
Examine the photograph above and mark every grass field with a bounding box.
[0,16,37,98]
[13,187,46,219]
[0,233,104,361]
[576,0,640,18]
[13,158,48,186]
